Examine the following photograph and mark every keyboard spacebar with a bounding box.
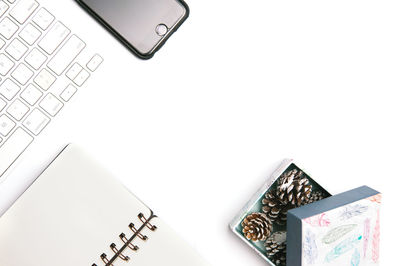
[0,128,33,177]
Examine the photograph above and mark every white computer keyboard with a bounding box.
[0,0,103,178]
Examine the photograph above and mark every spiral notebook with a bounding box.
[0,145,211,266]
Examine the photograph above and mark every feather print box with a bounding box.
[287,186,381,266]
[230,160,381,266]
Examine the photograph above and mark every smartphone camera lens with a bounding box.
[156,24,168,36]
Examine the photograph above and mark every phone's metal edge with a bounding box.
[150,0,190,57]
[74,0,190,60]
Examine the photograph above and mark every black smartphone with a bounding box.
[75,0,189,59]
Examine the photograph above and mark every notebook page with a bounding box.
[0,145,152,266]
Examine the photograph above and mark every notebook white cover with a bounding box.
[0,145,210,266]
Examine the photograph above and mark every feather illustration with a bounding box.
[368,194,382,204]
[340,204,369,220]
[372,210,380,263]
[304,213,331,227]
[303,229,318,264]
[324,234,362,263]
[351,249,361,266]
[363,218,371,258]
[322,224,357,244]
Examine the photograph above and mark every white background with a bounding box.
[1,0,399,265]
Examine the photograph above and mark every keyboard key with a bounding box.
[25,48,47,70]
[0,1,9,17]
[60,84,77,102]
[9,0,38,24]
[0,38,5,49]
[39,93,62,116]
[38,21,70,55]
[34,68,55,91]
[11,63,33,85]
[6,38,28,60]
[66,62,82,80]
[74,69,90,87]
[0,53,14,75]
[23,108,49,135]
[87,54,103,72]
[0,114,15,136]
[32,8,54,30]
[19,23,41,45]
[0,17,18,39]
[0,97,6,111]
[0,79,20,100]
[48,35,85,76]
[7,99,29,120]
[0,127,33,177]
[20,84,42,106]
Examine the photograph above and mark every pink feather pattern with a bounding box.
[372,210,380,263]
[368,194,382,204]
[363,218,370,259]
[304,213,331,227]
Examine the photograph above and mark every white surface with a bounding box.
[0,0,398,265]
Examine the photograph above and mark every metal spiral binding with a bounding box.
[92,212,157,266]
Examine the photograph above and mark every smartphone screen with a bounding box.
[79,0,188,57]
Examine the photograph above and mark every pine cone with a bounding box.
[241,213,272,242]
[277,169,312,206]
[305,191,327,205]
[262,190,291,225]
[265,231,287,266]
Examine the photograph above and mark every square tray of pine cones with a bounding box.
[240,167,329,265]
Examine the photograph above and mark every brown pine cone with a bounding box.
[265,231,287,266]
[277,169,312,207]
[305,191,327,205]
[262,190,291,225]
[241,213,272,242]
